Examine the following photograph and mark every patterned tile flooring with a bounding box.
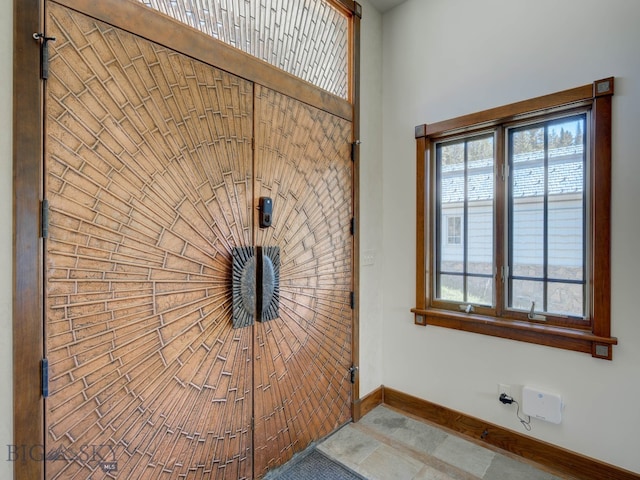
[317,405,571,480]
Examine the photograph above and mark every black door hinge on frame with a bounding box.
[41,199,50,239]
[350,217,356,236]
[349,291,355,310]
[33,33,56,80]
[350,140,361,162]
[349,365,358,384]
[42,358,49,398]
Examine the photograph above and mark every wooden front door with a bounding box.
[252,86,353,476]
[43,2,352,479]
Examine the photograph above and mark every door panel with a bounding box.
[44,3,352,479]
[45,3,254,478]
[253,85,353,476]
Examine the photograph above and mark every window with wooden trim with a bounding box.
[413,78,617,359]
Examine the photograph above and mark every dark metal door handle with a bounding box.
[232,246,280,328]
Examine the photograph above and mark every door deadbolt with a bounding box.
[259,197,273,228]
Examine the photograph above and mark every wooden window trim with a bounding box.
[413,78,617,359]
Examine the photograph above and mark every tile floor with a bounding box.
[317,405,571,480]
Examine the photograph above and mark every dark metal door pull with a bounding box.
[232,246,280,328]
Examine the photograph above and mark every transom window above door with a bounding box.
[138,0,352,99]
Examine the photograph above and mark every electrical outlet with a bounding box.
[498,383,511,397]
[362,250,375,266]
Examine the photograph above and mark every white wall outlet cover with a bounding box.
[362,250,376,266]
[522,386,562,424]
[498,383,511,396]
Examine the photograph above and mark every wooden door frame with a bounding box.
[12,1,361,478]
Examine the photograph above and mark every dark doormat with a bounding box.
[266,449,365,480]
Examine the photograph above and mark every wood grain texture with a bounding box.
[45,4,254,477]
[382,387,640,480]
[590,93,612,342]
[13,0,45,479]
[418,84,594,138]
[252,85,353,477]
[53,0,353,121]
[353,386,383,422]
[349,5,361,408]
[43,4,355,479]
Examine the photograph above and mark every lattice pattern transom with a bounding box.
[138,0,349,99]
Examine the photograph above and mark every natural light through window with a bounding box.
[436,134,494,306]
[508,115,586,319]
[413,78,617,359]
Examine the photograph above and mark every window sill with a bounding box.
[411,307,618,360]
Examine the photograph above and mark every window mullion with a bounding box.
[495,128,506,317]
[581,117,588,321]
[543,126,549,312]
[507,131,515,312]
[463,141,469,302]
[435,147,442,300]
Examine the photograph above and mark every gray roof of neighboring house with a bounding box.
[441,145,584,203]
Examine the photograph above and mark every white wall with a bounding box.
[0,0,12,478]
[379,0,640,473]
[358,0,385,396]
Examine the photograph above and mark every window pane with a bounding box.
[548,118,584,150]
[438,142,464,284]
[508,115,586,317]
[512,126,544,158]
[439,274,464,302]
[547,282,584,317]
[468,211,493,276]
[467,136,493,276]
[548,201,583,281]
[511,197,544,278]
[468,276,493,306]
[511,279,543,311]
[442,213,463,273]
[436,135,494,305]
[547,117,585,283]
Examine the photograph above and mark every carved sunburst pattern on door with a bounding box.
[252,85,353,476]
[45,4,254,478]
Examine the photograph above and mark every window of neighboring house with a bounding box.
[413,78,617,359]
[446,216,462,245]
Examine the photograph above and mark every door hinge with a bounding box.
[350,140,361,162]
[349,291,355,310]
[349,365,358,384]
[350,217,356,236]
[33,33,56,80]
[42,358,49,398]
[41,199,50,239]
[501,163,509,181]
